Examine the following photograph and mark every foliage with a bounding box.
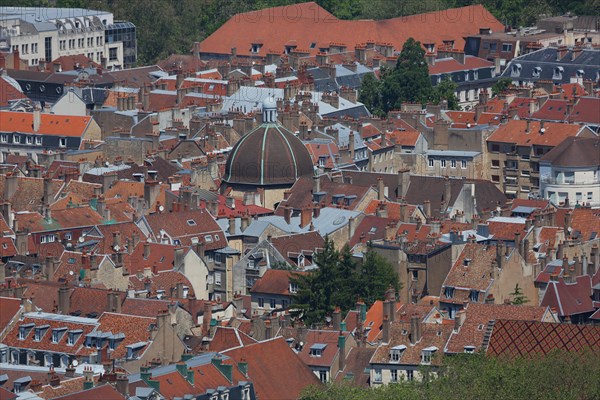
[492,77,513,96]
[357,73,383,116]
[431,75,460,110]
[291,238,398,326]
[509,283,529,305]
[271,261,295,270]
[300,350,600,400]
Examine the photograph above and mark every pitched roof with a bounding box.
[0,297,21,334]
[486,120,584,147]
[443,243,496,292]
[0,75,27,107]
[269,231,325,266]
[121,298,177,318]
[223,337,322,400]
[531,99,570,121]
[208,326,257,352]
[96,312,155,360]
[568,97,600,125]
[541,276,594,317]
[0,111,92,137]
[445,302,551,353]
[52,384,125,400]
[487,319,600,358]
[142,209,227,251]
[540,136,600,168]
[200,3,503,58]
[334,346,375,387]
[428,56,493,75]
[250,269,302,296]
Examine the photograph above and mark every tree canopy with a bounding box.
[300,350,600,400]
[291,238,399,326]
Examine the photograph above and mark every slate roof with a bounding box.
[500,47,600,84]
[540,136,600,168]
[487,319,600,358]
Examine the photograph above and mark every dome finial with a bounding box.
[262,95,277,123]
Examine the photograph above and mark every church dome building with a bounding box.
[222,96,314,208]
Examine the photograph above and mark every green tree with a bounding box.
[358,73,383,116]
[380,38,433,112]
[432,75,459,110]
[356,245,399,306]
[492,77,513,96]
[509,283,529,305]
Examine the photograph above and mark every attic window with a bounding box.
[310,42,316,49]
[369,227,377,234]
[421,346,438,365]
[469,290,479,302]
[68,258,76,264]
[464,345,476,353]
[187,219,197,226]
[19,323,35,340]
[532,67,542,78]
[444,286,454,299]
[310,343,327,357]
[390,345,406,362]
[204,235,213,242]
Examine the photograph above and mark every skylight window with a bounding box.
[187,219,197,226]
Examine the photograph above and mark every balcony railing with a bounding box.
[541,177,600,185]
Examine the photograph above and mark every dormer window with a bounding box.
[553,66,564,80]
[389,345,406,362]
[532,66,542,78]
[469,290,479,302]
[67,329,83,346]
[52,327,67,343]
[310,343,326,357]
[19,323,35,340]
[289,282,298,294]
[34,325,49,342]
[576,69,584,78]
[511,63,522,77]
[464,345,476,354]
[444,286,454,299]
[204,235,213,242]
[421,346,438,365]
[251,43,262,54]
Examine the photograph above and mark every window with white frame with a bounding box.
[1,134,8,143]
[428,158,434,167]
[373,368,382,382]
[214,272,222,285]
[440,159,446,167]
[258,297,264,308]
[461,160,467,169]
[59,138,67,147]
[269,298,276,309]
[35,136,42,145]
[451,159,456,168]
[390,369,398,382]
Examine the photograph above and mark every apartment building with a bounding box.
[485,119,594,199]
[0,7,136,68]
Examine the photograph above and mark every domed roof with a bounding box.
[224,124,314,186]
[262,96,277,110]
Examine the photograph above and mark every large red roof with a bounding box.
[0,111,92,137]
[200,3,504,58]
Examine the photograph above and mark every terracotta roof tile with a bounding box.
[96,312,155,359]
[428,56,493,75]
[568,97,600,125]
[0,296,21,333]
[445,303,551,353]
[208,326,257,352]
[269,231,325,267]
[223,337,322,400]
[200,3,503,58]
[487,319,600,358]
[250,269,304,296]
[52,384,125,400]
[0,75,27,107]
[486,120,583,147]
[541,275,594,317]
[0,111,92,137]
[443,243,496,292]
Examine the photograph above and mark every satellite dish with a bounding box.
[72,360,79,367]
[78,236,85,243]
[114,245,120,252]
[540,128,546,133]
[69,271,74,276]
[105,161,109,167]
[158,205,165,212]
[466,123,471,128]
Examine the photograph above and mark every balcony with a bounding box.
[541,176,600,186]
[504,168,519,177]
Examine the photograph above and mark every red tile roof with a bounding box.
[487,319,600,358]
[348,215,394,248]
[445,303,552,353]
[52,384,125,400]
[0,76,26,107]
[555,207,600,242]
[0,297,21,334]
[223,337,322,400]
[96,312,155,359]
[208,326,257,352]
[531,99,570,121]
[269,231,325,267]
[429,56,493,75]
[487,220,526,241]
[486,120,583,147]
[143,209,227,251]
[250,269,304,296]
[0,111,92,137]
[121,298,176,318]
[541,276,594,317]
[200,3,503,58]
[443,243,496,292]
[568,97,600,125]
